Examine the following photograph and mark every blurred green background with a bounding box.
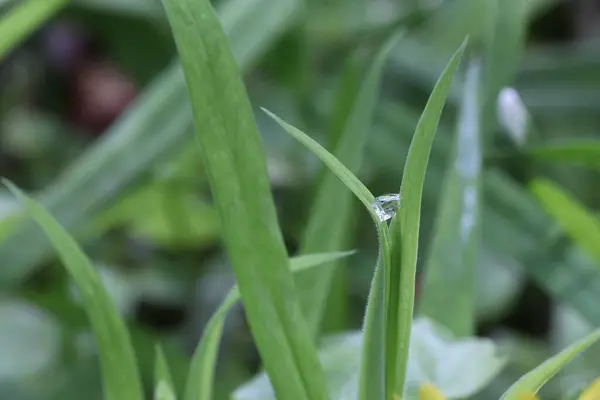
[2,0,600,399]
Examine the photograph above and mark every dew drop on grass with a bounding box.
[371,193,401,222]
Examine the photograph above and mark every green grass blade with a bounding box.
[526,140,600,170]
[161,1,328,398]
[155,344,176,400]
[418,58,482,337]
[530,179,600,268]
[296,33,400,337]
[263,110,376,210]
[0,0,67,60]
[183,251,354,400]
[500,328,600,399]
[3,180,142,400]
[0,0,300,286]
[264,107,391,400]
[387,39,467,397]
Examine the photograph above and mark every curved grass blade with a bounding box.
[418,58,482,337]
[296,32,400,337]
[387,39,467,397]
[0,0,67,60]
[263,110,375,211]
[530,179,600,268]
[266,97,399,400]
[500,328,600,399]
[183,251,355,400]
[526,140,600,171]
[265,102,393,400]
[162,0,328,398]
[3,180,142,400]
[155,344,177,400]
[0,0,300,286]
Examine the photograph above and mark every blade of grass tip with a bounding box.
[162,1,328,398]
[387,38,467,398]
[155,344,176,399]
[501,328,600,399]
[183,251,355,400]
[530,179,600,268]
[2,180,142,400]
[418,57,482,337]
[263,109,376,210]
[0,0,67,60]
[296,32,401,338]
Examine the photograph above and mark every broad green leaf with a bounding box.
[0,0,300,285]
[387,39,467,396]
[233,318,505,400]
[155,345,176,400]
[296,32,400,337]
[161,0,327,398]
[184,251,354,400]
[419,58,482,337]
[263,109,391,400]
[530,179,600,268]
[501,328,600,399]
[3,181,142,400]
[526,140,600,171]
[0,0,67,60]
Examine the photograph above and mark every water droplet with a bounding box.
[371,193,401,222]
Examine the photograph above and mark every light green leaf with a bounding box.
[155,344,176,400]
[501,328,600,399]
[162,0,327,398]
[184,251,354,400]
[0,0,67,61]
[296,32,400,337]
[418,58,482,337]
[3,180,142,400]
[530,179,600,268]
[387,39,467,396]
[0,0,300,286]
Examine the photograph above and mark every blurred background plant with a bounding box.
[2,0,600,399]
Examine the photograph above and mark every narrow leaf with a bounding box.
[0,0,67,60]
[155,344,176,400]
[530,179,600,268]
[501,328,600,399]
[162,0,328,398]
[418,58,482,336]
[387,39,467,396]
[3,180,142,400]
[263,110,375,211]
[183,251,355,400]
[296,32,400,337]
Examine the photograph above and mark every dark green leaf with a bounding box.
[387,39,467,396]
